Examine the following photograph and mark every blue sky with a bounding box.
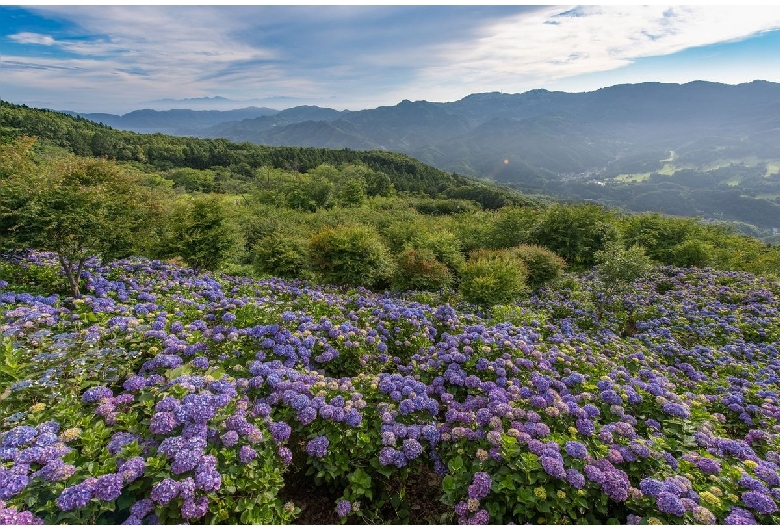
[2,5,780,114]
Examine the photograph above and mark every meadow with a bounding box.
[1,250,779,524]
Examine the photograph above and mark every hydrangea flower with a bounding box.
[306,436,329,458]
[336,500,351,517]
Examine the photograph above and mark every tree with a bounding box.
[530,204,617,269]
[1,138,158,297]
[165,196,237,271]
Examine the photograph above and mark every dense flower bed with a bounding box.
[1,251,779,524]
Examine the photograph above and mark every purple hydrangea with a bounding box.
[639,477,664,497]
[540,455,566,480]
[467,472,492,500]
[82,386,113,403]
[123,376,147,393]
[724,507,757,525]
[0,471,29,501]
[656,492,685,517]
[0,501,43,525]
[564,441,588,459]
[239,445,258,464]
[742,491,778,514]
[466,509,490,525]
[56,478,97,511]
[402,439,423,460]
[130,498,155,518]
[192,357,209,370]
[269,422,291,443]
[221,430,239,448]
[181,496,209,520]
[306,436,330,458]
[575,418,595,436]
[107,432,140,455]
[118,457,146,483]
[600,390,623,405]
[336,500,351,517]
[150,478,180,505]
[149,412,179,435]
[33,460,76,483]
[277,446,293,465]
[297,407,317,425]
[172,449,202,475]
[345,409,363,428]
[2,427,37,448]
[94,473,124,502]
[661,402,690,419]
[566,468,586,489]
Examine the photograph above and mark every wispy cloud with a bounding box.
[401,6,780,101]
[2,5,780,112]
[9,32,55,45]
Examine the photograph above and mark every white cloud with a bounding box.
[403,6,780,101]
[6,5,780,112]
[9,32,56,46]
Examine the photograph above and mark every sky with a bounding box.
[2,5,780,114]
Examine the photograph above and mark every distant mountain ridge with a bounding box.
[67,107,279,135]
[54,81,780,232]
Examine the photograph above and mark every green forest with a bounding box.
[2,100,779,299]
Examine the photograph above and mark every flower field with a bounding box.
[1,251,780,524]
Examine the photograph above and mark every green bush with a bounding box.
[392,247,452,292]
[485,206,540,249]
[670,239,713,268]
[594,242,654,286]
[408,230,465,276]
[530,204,617,269]
[511,244,566,289]
[458,249,528,305]
[309,225,394,288]
[253,235,312,280]
[166,196,238,271]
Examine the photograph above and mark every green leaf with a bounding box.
[448,456,463,473]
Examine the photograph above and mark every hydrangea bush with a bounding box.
[1,250,780,524]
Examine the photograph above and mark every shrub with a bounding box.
[407,230,465,278]
[253,235,312,280]
[670,239,713,268]
[530,204,618,269]
[309,225,394,288]
[594,242,654,286]
[165,196,238,271]
[458,249,528,305]
[511,244,566,289]
[392,248,452,292]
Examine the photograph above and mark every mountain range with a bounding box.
[67,81,780,233]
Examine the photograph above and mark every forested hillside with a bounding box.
[72,82,780,234]
[2,100,779,298]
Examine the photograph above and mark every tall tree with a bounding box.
[1,137,159,296]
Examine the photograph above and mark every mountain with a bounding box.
[196,81,780,231]
[67,107,279,135]
[42,81,780,232]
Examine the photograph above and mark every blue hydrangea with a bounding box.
[564,441,588,459]
[742,491,778,514]
[306,436,329,458]
[2,427,37,448]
